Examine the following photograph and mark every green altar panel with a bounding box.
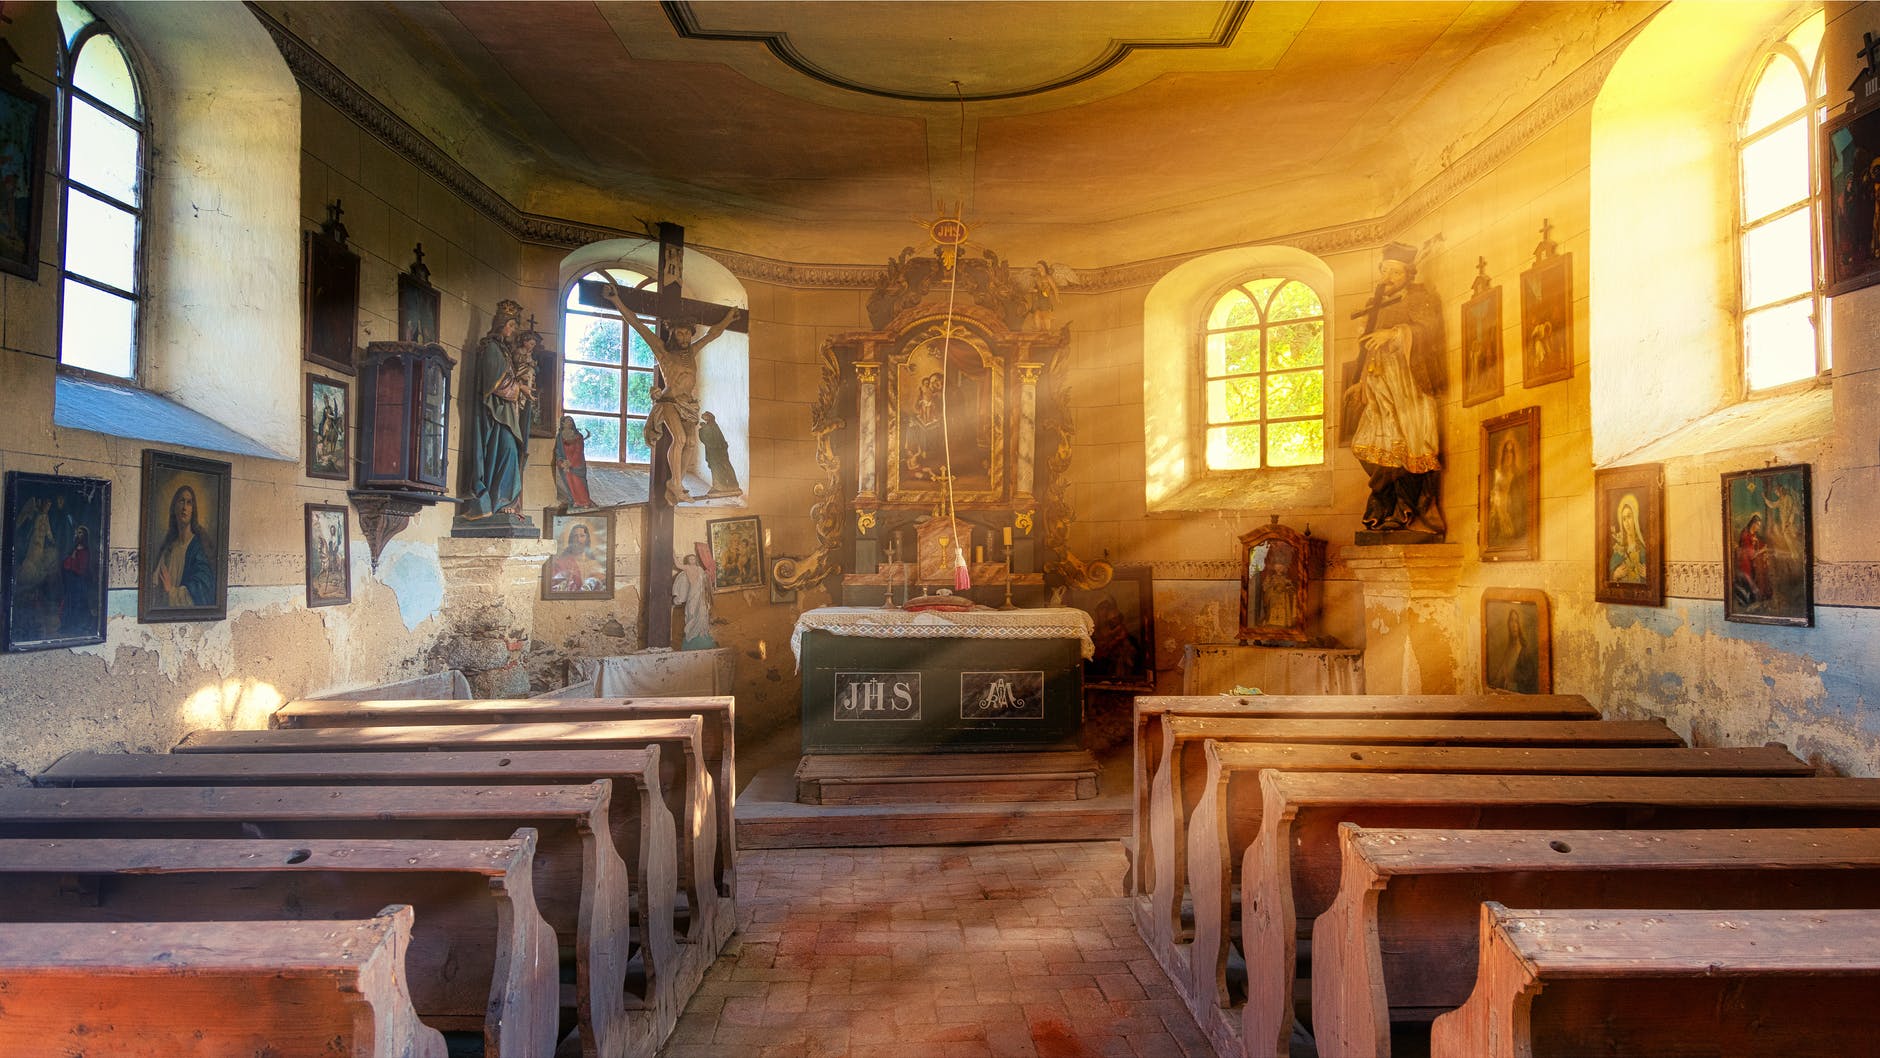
[799,629,1084,753]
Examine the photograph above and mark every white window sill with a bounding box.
[1610,382,1832,467]
[1146,464,1334,514]
[54,373,290,461]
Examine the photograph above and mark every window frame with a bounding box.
[53,8,147,384]
[1734,12,1829,395]
[561,267,658,468]
[1196,275,1330,472]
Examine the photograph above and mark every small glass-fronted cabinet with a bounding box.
[358,340,455,493]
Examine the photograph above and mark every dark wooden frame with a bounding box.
[1481,587,1551,695]
[396,266,440,345]
[2,471,110,651]
[303,503,351,608]
[1593,462,1664,607]
[1478,406,1540,563]
[1238,522,1313,644]
[303,373,349,481]
[137,449,231,624]
[1824,101,1880,296]
[1069,563,1157,692]
[1519,252,1573,388]
[1460,282,1503,407]
[1722,463,1813,627]
[541,508,616,601]
[302,227,360,375]
[0,79,49,281]
[530,340,561,440]
[707,515,764,594]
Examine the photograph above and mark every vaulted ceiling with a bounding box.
[259,1,1658,265]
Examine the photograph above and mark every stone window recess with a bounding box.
[54,0,144,381]
[1738,10,1828,392]
[1200,277,1328,471]
[563,267,659,466]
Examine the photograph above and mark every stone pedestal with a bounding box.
[1341,543,1465,695]
[433,536,553,698]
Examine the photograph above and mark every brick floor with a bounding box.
[657,842,1214,1058]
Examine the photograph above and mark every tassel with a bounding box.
[953,545,972,591]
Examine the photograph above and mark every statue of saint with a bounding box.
[552,415,594,511]
[698,411,741,497]
[461,299,533,523]
[672,552,716,649]
[599,282,740,505]
[1343,243,1446,536]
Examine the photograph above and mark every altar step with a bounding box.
[794,750,1100,805]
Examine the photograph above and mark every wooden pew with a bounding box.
[171,716,725,952]
[1241,772,1880,1058]
[1179,742,1810,1034]
[0,783,640,1058]
[0,905,448,1058]
[38,746,681,1008]
[1314,825,1880,1058]
[268,695,739,901]
[1129,694,1601,897]
[0,834,555,1057]
[1428,905,1880,1058]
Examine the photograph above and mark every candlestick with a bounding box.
[883,540,897,609]
[1002,526,1013,546]
[1000,557,1017,610]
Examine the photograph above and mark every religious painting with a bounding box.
[529,339,561,440]
[1460,282,1503,407]
[396,262,440,345]
[707,515,764,594]
[885,322,1004,505]
[1823,103,1880,296]
[0,80,49,280]
[541,509,614,600]
[1067,564,1156,692]
[1482,587,1551,695]
[304,373,349,480]
[1479,407,1540,562]
[303,213,361,374]
[137,450,231,624]
[304,503,351,608]
[1722,463,1812,627]
[1519,252,1572,388]
[1239,522,1315,644]
[2,472,109,652]
[1593,462,1664,607]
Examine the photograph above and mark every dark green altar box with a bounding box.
[799,629,1084,753]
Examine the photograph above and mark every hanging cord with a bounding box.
[940,81,970,591]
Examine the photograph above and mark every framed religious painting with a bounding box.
[1722,463,1812,627]
[0,79,49,280]
[1,472,109,652]
[302,202,360,374]
[529,337,561,440]
[304,373,349,480]
[1067,564,1156,692]
[707,515,764,593]
[137,450,231,623]
[1482,587,1551,695]
[1239,521,1317,644]
[1593,462,1664,606]
[1460,280,1503,407]
[396,244,441,344]
[542,509,615,600]
[1519,251,1572,387]
[884,320,1004,505]
[1824,102,1880,296]
[1478,406,1540,562]
[304,503,351,608]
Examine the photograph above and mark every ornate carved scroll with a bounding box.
[1039,329,1113,591]
[770,340,846,592]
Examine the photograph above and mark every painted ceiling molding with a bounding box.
[658,0,1251,103]
[254,4,1638,294]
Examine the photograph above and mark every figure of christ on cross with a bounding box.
[599,281,742,505]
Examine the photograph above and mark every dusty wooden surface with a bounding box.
[0,905,447,1058]
[1428,904,1880,1058]
[0,836,554,1057]
[794,751,1100,804]
[0,782,639,1058]
[1241,771,1880,1058]
[1315,824,1880,1057]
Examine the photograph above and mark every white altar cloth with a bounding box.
[792,605,1096,667]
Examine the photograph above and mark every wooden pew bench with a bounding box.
[0,905,447,1058]
[1428,905,1880,1058]
[0,782,640,1058]
[1129,694,1601,897]
[1314,824,1880,1057]
[171,716,726,952]
[0,836,554,1058]
[1240,772,1880,1058]
[38,746,681,1007]
[269,695,738,901]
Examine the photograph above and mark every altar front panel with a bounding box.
[800,630,1083,753]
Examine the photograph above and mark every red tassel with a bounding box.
[953,546,971,591]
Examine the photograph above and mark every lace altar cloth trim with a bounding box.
[792,606,1096,666]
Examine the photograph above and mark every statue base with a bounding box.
[451,511,541,539]
[1355,528,1445,546]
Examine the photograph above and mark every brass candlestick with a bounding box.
[882,539,898,609]
[1000,558,1017,610]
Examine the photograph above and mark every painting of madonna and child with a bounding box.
[1723,464,1812,627]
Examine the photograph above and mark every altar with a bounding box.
[794,606,1093,754]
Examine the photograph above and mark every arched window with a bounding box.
[54,0,143,380]
[562,268,658,465]
[1201,277,1327,470]
[1738,11,1826,392]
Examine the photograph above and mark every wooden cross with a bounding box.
[321,199,349,245]
[1471,255,1492,297]
[1532,218,1557,264]
[1859,32,1880,82]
